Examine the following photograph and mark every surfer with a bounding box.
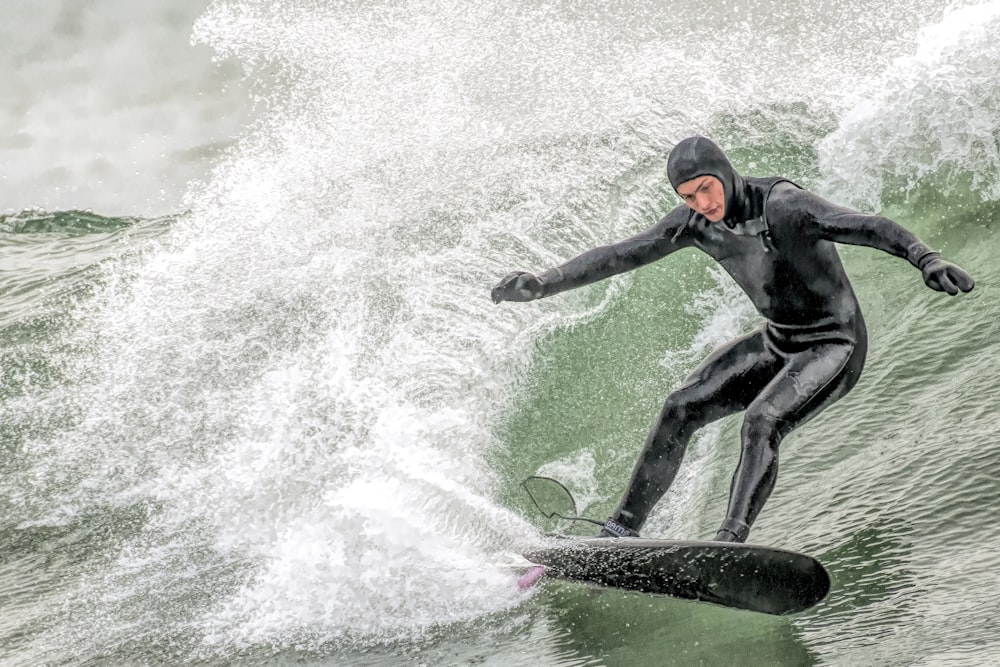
[491,136,974,543]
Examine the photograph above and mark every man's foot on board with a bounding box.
[714,519,750,543]
[713,528,742,542]
[597,517,639,538]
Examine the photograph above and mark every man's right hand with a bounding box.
[491,271,545,303]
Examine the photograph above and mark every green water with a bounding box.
[491,137,1000,665]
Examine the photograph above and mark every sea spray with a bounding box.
[818,1,1000,210]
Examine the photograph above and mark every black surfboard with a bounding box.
[523,537,830,615]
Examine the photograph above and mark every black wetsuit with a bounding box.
[492,136,974,542]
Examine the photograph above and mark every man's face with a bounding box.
[676,175,725,222]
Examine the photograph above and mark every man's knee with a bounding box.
[660,392,697,422]
[740,409,782,453]
[654,392,710,442]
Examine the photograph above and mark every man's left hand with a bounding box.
[921,257,975,295]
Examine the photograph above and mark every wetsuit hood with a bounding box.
[667,136,748,226]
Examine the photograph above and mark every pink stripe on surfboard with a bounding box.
[518,565,547,589]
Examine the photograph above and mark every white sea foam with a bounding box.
[818,1,1000,209]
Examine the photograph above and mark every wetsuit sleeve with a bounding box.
[538,205,694,297]
[780,189,938,268]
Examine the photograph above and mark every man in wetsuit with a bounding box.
[491,136,975,543]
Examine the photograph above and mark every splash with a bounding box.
[818,1,1000,209]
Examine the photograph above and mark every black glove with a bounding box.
[491,271,545,303]
[919,253,975,296]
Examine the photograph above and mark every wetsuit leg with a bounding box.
[717,334,867,542]
[611,329,784,532]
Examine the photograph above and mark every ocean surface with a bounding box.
[2,0,1000,665]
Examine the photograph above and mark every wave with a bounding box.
[0,209,146,235]
[818,1,1000,210]
[5,0,997,662]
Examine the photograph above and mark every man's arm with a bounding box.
[492,205,694,303]
[776,187,975,296]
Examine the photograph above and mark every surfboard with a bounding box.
[522,537,830,615]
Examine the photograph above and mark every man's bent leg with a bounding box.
[716,337,866,543]
[715,412,781,542]
[610,329,782,534]
[607,392,721,534]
